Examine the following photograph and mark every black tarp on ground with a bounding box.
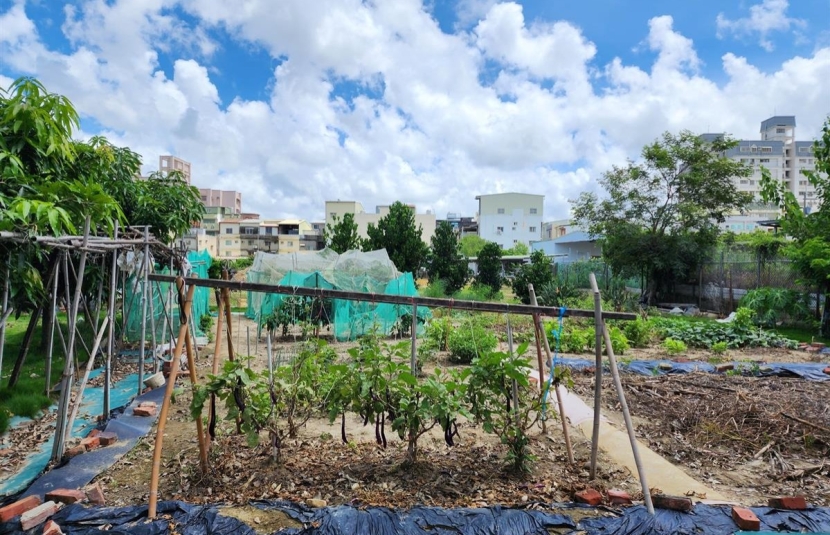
[3,500,830,534]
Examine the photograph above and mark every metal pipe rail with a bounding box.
[147,274,638,320]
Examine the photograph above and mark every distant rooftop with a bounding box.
[761,116,796,131]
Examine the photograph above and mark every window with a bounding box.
[265,227,273,235]
[496,226,504,234]
[225,240,232,246]
[201,195,207,201]
[529,208,537,214]
[740,147,749,152]
[776,128,786,133]
[529,226,537,233]
[761,147,772,153]
[286,241,293,246]
[759,158,769,163]
[330,212,336,219]
[740,158,749,163]
[513,240,518,244]
[248,240,254,245]
[497,208,505,214]
[225,228,233,234]
[799,146,811,153]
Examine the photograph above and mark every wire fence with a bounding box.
[555,257,822,316]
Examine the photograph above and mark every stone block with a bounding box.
[652,494,693,512]
[98,431,118,446]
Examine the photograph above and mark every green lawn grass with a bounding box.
[0,312,85,434]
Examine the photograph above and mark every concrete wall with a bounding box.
[477,193,543,249]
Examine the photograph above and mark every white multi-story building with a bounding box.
[475,193,543,249]
[324,201,437,245]
[714,116,821,232]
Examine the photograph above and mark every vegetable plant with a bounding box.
[663,338,687,355]
[448,319,497,364]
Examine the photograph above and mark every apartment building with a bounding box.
[199,188,242,214]
[159,155,192,183]
[712,116,821,232]
[475,193,544,249]
[324,201,437,245]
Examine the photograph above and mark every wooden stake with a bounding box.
[535,305,574,464]
[588,273,604,480]
[138,226,151,395]
[148,279,195,519]
[52,217,90,463]
[184,325,209,473]
[207,287,225,444]
[44,262,60,395]
[104,221,119,417]
[64,317,110,441]
[410,302,417,374]
[527,284,547,434]
[0,263,9,379]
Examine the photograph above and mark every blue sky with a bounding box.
[1,0,829,220]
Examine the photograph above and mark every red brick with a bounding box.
[812,342,826,349]
[672,357,693,363]
[45,489,86,505]
[80,436,100,450]
[0,495,42,522]
[43,519,64,535]
[133,406,156,417]
[732,506,760,531]
[768,496,808,510]
[88,429,100,438]
[715,364,734,373]
[574,488,602,506]
[86,483,106,506]
[98,431,118,446]
[652,494,693,512]
[139,401,158,409]
[823,367,830,375]
[64,445,86,459]
[607,489,633,506]
[20,501,60,531]
[806,346,821,353]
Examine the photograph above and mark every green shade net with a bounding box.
[246,248,428,341]
[123,250,211,343]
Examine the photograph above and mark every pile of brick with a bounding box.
[0,483,106,532]
[63,429,119,461]
[133,400,158,417]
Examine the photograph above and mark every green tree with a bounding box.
[324,213,362,253]
[502,242,530,256]
[475,242,503,293]
[364,202,428,275]
[426,221,470,294]
[511,250,554,304]
[460,235,487,257]
[572,131,752,305]
[761,116,830,336]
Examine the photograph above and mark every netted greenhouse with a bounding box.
[123,249,211,343]
[245,248,427,340]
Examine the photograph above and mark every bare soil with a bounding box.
[570,371,830,506]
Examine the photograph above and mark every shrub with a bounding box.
[421,279,448,298]
[623,317,653,348]
[454,283,502,302]
[448,321,498,364]
[199,313,214,341]
[664,337,687,354]
[711,341,728,355]
[511,251,554,304]
[739,288,813,327]
[537,278,581,308]
[608,326,630,355]
[560,328,589,354]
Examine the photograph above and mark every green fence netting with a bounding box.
[246,249,427,341]
[123,250,211,343]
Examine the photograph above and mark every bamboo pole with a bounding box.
[527,284,547,434]
[207,287,225,444]
[506,317,519,428]
[64,316,110,441]
[600,314,654,515]
[148,279,195,519]
[51,217,91,463]
[184,326,209,473]
[104,221,119,417]
[589,273,604,480]
[221,272,235,362]
[536,306,574,464]
[44,261,60,395]
[0,263,9,378]
[138,226,151,395]
[147,274,637,320]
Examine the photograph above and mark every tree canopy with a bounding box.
[761,116,830,336]
[502,242,529,256]
[511,250,553,304]
[571,130,752,305]
[475,242,503,293]
[426,221,470,294]
[363,201,429,275]
[324,213,362,253]
[459,235,487,258]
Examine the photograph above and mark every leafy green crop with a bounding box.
[649,309,798,349]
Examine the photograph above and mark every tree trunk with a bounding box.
[821,290,830,339]
[7,306,43,388]
[39,252,60,351]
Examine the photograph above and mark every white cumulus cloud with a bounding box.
[716,0,806,52]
